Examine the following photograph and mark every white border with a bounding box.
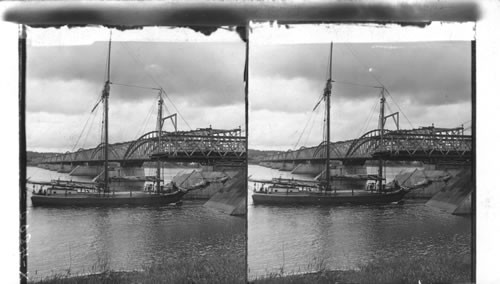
[1,2,500,283]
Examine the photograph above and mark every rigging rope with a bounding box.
[344,44,414,130]
[82,108,99,149]
[335,80,381,89]
[71,106,96,152]
[70,83,105,151]
[111,82,161,91]
[294,93,324,149]
[384,89,414,129]
[293,108,315,149]
[119,43,192,130]
[304,107,320,147]
[134,97,157,139]
[345,44,385,88]
[357,97,379,138]
[163,94,192,130]
[71,104,98,152]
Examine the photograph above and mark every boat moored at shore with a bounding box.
[28,33,189,207]
[251,42,411,206]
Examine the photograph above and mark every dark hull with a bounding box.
[252,189,409,205]
[31,191,186,207]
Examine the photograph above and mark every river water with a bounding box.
[247,164,472,279]
[26,166,245,280]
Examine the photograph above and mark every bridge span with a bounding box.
[259,126,472,175]
[35,127,246,167]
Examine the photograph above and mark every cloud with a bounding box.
[27,79,102,115]
[251,41,471,106]
[250,88,471,151]
[249,98,378,151]
[250,76,323,113]
[26,40,246,152]
[249,41,471,150]
[27,41,246,107]
[27,97,246,152]
[26,112,99,152]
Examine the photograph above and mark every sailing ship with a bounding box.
[251,43,410,205]
[30,35,189,207]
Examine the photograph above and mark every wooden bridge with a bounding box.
[35,127,246,166]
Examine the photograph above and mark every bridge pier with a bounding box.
[314,161,345,179]
[117,166,145,177]
[70,165,103,177]
[340,163,368,190]
[427,162,470,177]
[201,165,214,172]
[291,161,323,176]
[312,161,368,190]
[260,162,274,169]
[343,163,368,175]
[46,164,61,172]
[279,162,295,171]
[269,162,282,170]
[108,178,145,193]
[55,164,74,173]
[37,164,50,170]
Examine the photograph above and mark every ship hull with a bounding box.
[31,191,186,207]
[252,189,408,205]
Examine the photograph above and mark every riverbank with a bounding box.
[251,249,472,284]
[30,251,245,284]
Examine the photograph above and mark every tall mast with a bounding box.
[377,87,386,192]
[156,91,163,194]
[103,31,112,194]
[325,42,333,191]
[378,88,385,130]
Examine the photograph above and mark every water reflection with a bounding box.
[27,167,244,279]
[248,165,471,279]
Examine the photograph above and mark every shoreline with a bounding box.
[249,250,472,284]
[29,251,245,284]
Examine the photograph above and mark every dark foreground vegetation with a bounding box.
[30,252,245,284]
[252,250,472,284]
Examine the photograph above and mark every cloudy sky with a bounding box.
[26,29,246,152]
[26,27,472,153]
[249,41,472,151]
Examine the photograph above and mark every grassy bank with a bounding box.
[252,251,472,284]
[30,252,245,284]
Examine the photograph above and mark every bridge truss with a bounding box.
[37,128,246,166]
[262,126,472,163]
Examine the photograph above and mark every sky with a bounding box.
[25,28,472,153]
[26,29,246,152]
[249,41,472,151]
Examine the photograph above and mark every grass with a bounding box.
[251,250,472,284]
[29,252,245,284]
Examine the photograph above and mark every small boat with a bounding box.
[251,42,410,206]
[30,34,188,207]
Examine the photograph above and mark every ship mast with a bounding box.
[377,87,386,192]
[325,42,333,192]
[102,32,112,194]
[156,91,163,194]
